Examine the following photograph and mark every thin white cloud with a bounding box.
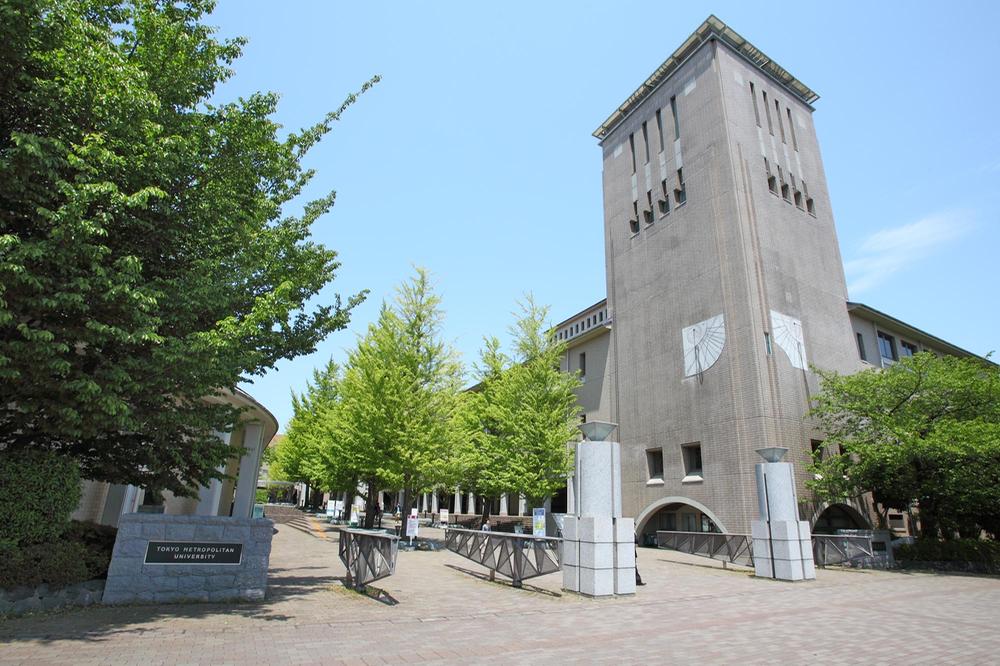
[845,211,973,295]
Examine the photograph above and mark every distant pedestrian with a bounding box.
[481,520,491,532]
[635,535,646,586]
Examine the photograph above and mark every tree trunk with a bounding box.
[362,479,378,528]
[480,496,492,528]
[303,483,310,510]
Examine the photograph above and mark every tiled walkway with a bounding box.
[2,516,999,664]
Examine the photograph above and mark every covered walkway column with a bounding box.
[466,491,476,515]
[499,494,509,516]
[431,493,439,514]
[233,423,266,518]
[196,430,233,516]
[454,488,462,513]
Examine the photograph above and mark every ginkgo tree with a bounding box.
[457,297,581,525]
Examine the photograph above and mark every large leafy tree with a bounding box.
[334,268,463,527]
[0,0,375,494]
[809,352,1000,539]
[457,297,580,523]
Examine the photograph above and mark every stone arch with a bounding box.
[634,496,730,535]
[809,501,871,533]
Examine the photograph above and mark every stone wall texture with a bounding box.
[102,514,273,605]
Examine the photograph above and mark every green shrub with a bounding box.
[0,521,116,589]
[0,449,81,548]
[896,539,1000,574]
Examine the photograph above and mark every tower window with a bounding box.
[646,449,664,480]
[658,179,671,215]
[670,96,680,140]
[629,133,636,174]
[749,81,761,127]
[655,108,665,152]
[775,99,785,143]
[803,180,816,215]
[762,90,773,135]
[778,166,790,202]
[674,169,687,206]
[856,332,867,361]
[764,332,773,355]
[682,443,703,479]
[900,340,918,357]
[641,121,650,164]
[579,352,586,380]
[765,159,777,194]
[644,191,654,224]
[786,107,798,150]
[629,202,639,234]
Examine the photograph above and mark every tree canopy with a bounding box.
[282,268,463,527]
[457,297,580,518]
[0,0,375,494]
[808,352,1000,539]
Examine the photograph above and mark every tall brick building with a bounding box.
[552,16,980,537]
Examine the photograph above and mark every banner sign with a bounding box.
[439,508,449,526]
[406,516,419,538]
[144,541,242,565]
[532,508,546,537]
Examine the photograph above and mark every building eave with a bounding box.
[593,14,818,142]
[847,301,991,363]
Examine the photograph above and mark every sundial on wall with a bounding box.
[770,310,807,370]
[682,314,725,378]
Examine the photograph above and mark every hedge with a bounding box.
[0,449,81,548]
[0,521,117,588]
[896,539,1000,574]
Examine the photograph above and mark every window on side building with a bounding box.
[878,331,898,362]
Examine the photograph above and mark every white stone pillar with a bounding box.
[518,494,527,516]
[196,430,232,516]
[467,492,476,515]
[421,493,428,513]
[431,493,439,513]
[233,423,266,518]
[563,436,635,597]
[499,494,509,516]
[454,488,462,513]
[751,448,816,581]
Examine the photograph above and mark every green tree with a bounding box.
[273,360,345,508]
[457,297,581,524]
[0,0,376,495]
[335,268,463,528]
[808,352,1000,539]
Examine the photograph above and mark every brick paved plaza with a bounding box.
[2,516,999,665]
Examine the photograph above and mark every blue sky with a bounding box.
[209,1,1000,430]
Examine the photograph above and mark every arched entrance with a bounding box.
[810,502,871,534]
[635,496,728,545]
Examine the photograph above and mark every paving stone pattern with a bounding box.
[2,514,999,664]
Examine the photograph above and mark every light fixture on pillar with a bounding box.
[577,421,618,442]
[755,447,788,463]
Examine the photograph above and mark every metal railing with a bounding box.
[656,530,755,567]
[812,534,875,567]
[339,528,400,590]
[444,527,561,587]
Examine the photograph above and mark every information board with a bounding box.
[406,516,419,538]
[532,508,546,537]
[439,508,449,526]
[144,541,243,565]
